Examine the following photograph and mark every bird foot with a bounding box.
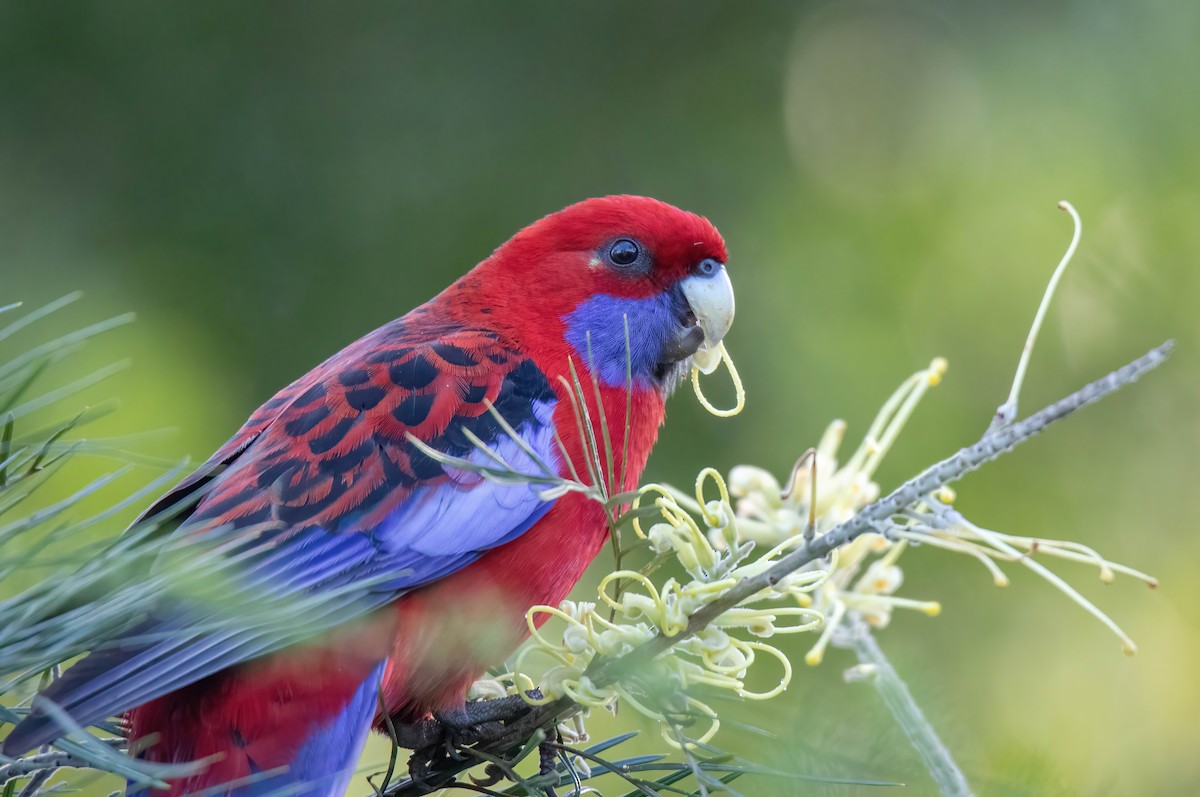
[436,691,540,729]
[400,686,554,792]
[393,716,444,751]
[399,690,543,786]
[392,691,541,750]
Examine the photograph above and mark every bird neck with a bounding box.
[430,260,669,495]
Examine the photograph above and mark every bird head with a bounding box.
[459,195,734,394]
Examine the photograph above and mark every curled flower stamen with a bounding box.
[691,341,745,417]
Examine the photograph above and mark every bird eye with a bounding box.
[607,239,641,267]
[696,258,721,277]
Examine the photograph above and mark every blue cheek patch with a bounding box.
[563,292,680,388]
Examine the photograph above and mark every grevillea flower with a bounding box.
[488,345,1155,749]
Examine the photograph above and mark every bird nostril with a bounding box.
[697,258,720,277]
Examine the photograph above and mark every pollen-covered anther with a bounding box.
[928,357,949,385]
[934,486,956,504]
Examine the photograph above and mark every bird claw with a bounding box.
[401,690,544,783]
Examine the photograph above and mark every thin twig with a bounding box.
[836,620,973,797]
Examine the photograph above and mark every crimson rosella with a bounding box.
[3,195,735,796]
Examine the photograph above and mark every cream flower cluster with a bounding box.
[479,359,946,745]
[499,464,827,747]
[472,348,1155,748]
[722,356,1155,661]
[722,359,950,665]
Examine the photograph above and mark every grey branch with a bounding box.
[838,620,974,797]
[382,340,1173,796]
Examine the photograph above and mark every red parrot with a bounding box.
[3,196,734,796]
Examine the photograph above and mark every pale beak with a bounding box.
[662,261,734,374]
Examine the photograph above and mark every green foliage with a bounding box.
[0,298,205,793]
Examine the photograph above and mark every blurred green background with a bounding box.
[2,1,1197,794]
